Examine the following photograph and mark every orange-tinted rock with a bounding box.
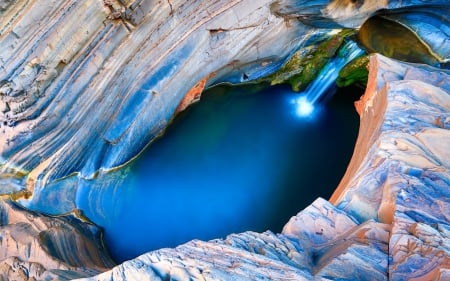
[175,73,216,114]
[82,54,450,281]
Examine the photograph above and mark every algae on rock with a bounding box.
[336,55,369,88]
[266,30,356,91]
[358,14,445,67]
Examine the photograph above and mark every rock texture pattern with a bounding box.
[1,0,447,215]
[0,197,115,280]
[0,0,449,280]
[76,55,449,280]
[332,54,450,280]
[0,0,332,212]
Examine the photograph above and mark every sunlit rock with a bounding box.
[0,0,337,212]
[78,55,449,280]
[331,55,450,222]
[0,197,115,280]
[331,54,450,279]
[0,0,449,280]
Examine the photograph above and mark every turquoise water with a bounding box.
[77,83,361,263]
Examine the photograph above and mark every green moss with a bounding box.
[265,29,357,91]
[336,55,369,87]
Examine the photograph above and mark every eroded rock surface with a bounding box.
[332,54,450,280]
[0,197,115,280]
[75,56,449,280]
[78,198,389,280]
[0,0,447,216]
[0,0,449,280]
[0,0,334,210]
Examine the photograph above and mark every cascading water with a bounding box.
[295,40,365,117]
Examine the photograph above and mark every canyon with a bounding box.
[0,0,449,280]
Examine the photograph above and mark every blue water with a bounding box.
[77,83,361,263]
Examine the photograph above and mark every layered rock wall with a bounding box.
[2,0,447,215]
[0,0,449,280]
[0,0,328,208]
[77,55,450,280]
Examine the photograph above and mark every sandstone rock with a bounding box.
[332,54,450,280]
[0,0,449,280]
[0,0,331,207]
[1,0,447,216]
[0,198,115,280]
[77,55,449,280]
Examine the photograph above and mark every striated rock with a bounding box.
[0,0,328,197]
[332,54,450,279]
[0,0,449,280]
[0,0,447,216]
[78,198,389,280]
[77,55,449,280]
[0,197,115,280]
[331,55,450,220]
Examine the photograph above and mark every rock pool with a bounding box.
[77,83,362,262]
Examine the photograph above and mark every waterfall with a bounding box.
[295,40,365,117]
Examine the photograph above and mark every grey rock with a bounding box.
[78,55,450,280]
[0,0,447,215]
[78,198,388,280]
[0,0,449,280]
[0,198,115,280]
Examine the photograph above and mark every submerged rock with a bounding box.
[76,55,450,280]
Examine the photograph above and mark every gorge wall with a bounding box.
[0,0,449,280]
[77,54,450,281]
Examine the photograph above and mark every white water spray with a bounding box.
[295,40,365,117]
